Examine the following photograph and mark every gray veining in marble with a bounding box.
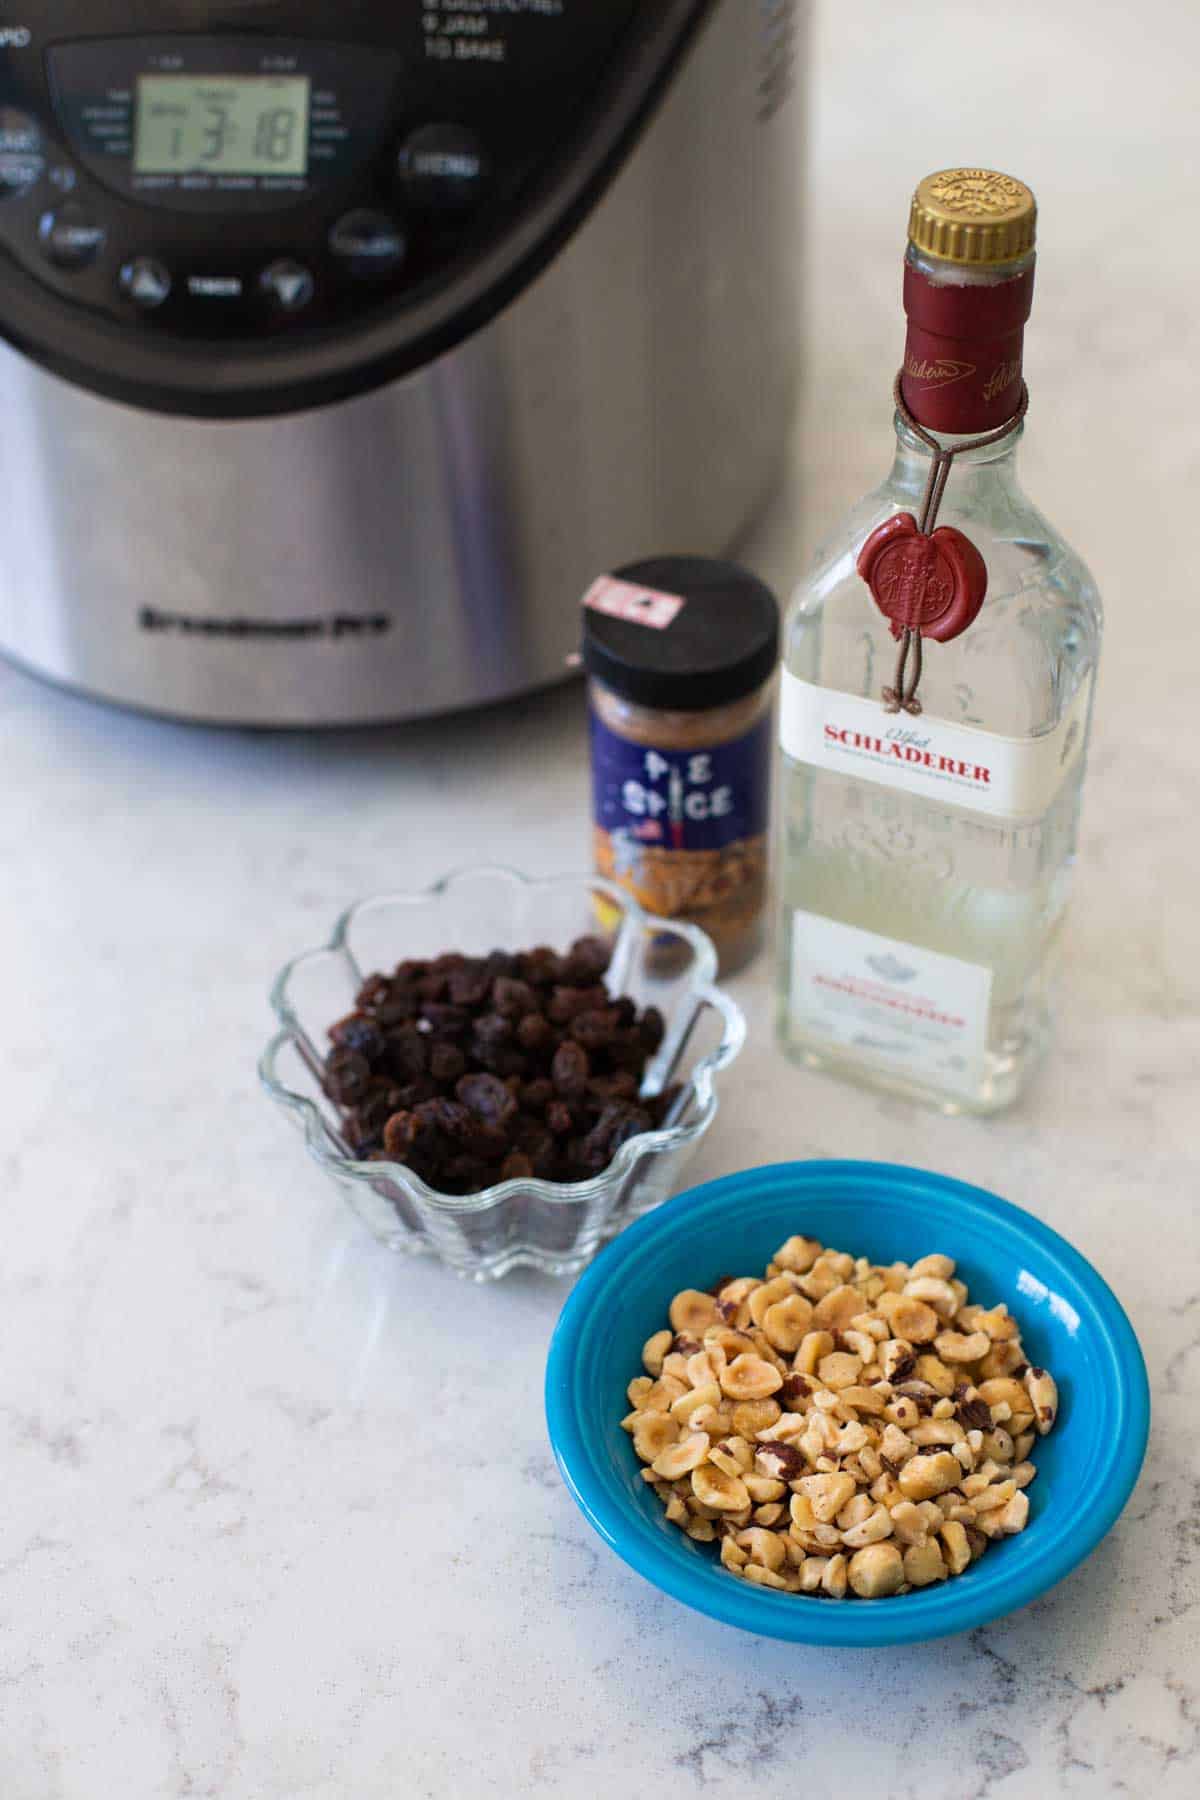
[2,2,1198,1794]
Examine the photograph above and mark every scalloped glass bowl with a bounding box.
[259,867,745,1281]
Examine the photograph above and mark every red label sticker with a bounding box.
[583,576,686,631]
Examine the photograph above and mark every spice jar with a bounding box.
[582,556,780,976]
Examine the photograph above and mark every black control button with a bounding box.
[0,109,44,201]
[396,124,489,217]
[38,203,106,269]
[119,256,172,310]
[328,209,406,279]
[260,259,315,314]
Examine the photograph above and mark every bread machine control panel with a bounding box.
[0,3,643,343]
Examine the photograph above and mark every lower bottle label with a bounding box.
[789,909,993,1099]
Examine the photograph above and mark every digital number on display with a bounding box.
[133,76,311,178]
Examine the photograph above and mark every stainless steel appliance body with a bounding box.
[0,1,801,724]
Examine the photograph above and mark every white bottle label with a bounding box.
[790,911,993,1099]
[780,670,1093,822]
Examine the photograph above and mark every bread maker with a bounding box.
[0,2,802,723]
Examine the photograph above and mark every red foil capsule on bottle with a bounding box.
[901,259,1035,433]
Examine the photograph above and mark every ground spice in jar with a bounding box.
[582,556,780,976]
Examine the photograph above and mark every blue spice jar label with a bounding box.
[589,711,772,919]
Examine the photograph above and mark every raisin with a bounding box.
[516,1012,554,1053]
[547,986,603,1024]
[512,1121,558,1177]
[413,1096,473,1141]
[606,1032,650,1075]
[492,976,537,1018]
[561,935,612,983]
[521,1077,555,1113]
[328,1013,386,1061]
[392,959,428,984]
[447,964,492,1008]
[570,1009,621,1051]
[376,992,420,1027]
[545,1100,575,1137]
[429,1041,466,1084]
[382,1022,428,1082]
[324,1049,372,1105]
[578,1101,651,1167]
[355,974,394,1013]
[552,1039,590,1098]
[519,946,562,986]
[500,1150,534,1181]
[586,1071,640,1105]
[461,1119,511,1162]
[343,1114,383,1155]
[477,1046,529,1080]
[640,1006,666,1053]
[387,1078,437,1110]
[456,1071,518,1128]
[350,1080,396,1135]
[382,1111,420,1157]
[420,1002,471,1038]
[472,1013,512,1049]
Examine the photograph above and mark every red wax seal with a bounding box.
[856,513,988,643]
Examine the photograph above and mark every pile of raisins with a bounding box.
[322,936,679,1194]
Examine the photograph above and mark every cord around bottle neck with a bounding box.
[893,371,1029,533]
[894,413,1024,466]
[869,374,1029,717]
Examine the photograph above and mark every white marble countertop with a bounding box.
[4,5,1198,1796]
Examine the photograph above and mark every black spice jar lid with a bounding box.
[581,555,780,712]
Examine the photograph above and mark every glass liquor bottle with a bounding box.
[776,169,1102,1113]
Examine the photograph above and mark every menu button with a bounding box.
[397,124,489,216]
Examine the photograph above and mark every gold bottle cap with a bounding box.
[908,168,1037,267]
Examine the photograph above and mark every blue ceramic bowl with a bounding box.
[545,1161,1150,1646]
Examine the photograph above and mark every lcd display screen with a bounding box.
[134,75,311,177]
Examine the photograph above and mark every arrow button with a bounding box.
[119,256,172,310]
[260,258,315,314]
